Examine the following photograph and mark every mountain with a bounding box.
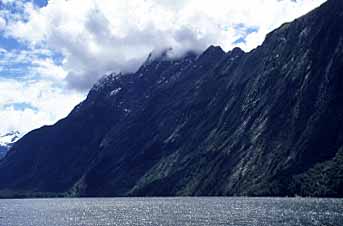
[0,146,7,160]
[0,131,20,159]
[0,0,343,198]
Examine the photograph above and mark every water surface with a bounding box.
[0,197,342,226]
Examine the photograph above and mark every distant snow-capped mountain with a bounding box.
[0,131,21,159]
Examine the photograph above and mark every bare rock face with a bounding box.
[0,0,342,198]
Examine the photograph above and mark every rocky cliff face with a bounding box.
[0,0,342,198]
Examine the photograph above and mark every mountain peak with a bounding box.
[227,47,244,57]
[142,48,174,67]
[196,45,226,64]
[202,45,225,57]
[142,48,200,68]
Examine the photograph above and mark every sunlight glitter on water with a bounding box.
[0,197,342,226]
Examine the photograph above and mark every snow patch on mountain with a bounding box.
[0,131,21,158]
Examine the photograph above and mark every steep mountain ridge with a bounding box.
[0,0,342,197]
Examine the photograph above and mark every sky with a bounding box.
[0,0,326,136]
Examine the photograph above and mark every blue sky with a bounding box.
[0,0,326,136]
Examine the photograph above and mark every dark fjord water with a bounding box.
[0,197,342,226]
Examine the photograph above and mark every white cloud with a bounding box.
[4,0,326,90]
[32,57,67,80]
[0,16,6,31]
[0,0,327,135]
[0,78,84,135]
[1,0,17,4]
[0,47,66,80]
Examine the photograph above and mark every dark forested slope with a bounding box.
[0,0,342,197]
